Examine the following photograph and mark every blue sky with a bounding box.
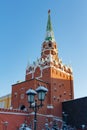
[0,0,87,98]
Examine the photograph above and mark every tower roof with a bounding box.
[45,10,55,42]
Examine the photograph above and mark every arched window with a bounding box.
[20,105,26,110]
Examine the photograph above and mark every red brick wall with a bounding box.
[12,66,74,117]
[11,64,74,129]
[0,108,28,130]
[12,79,50,110]
[0,108,64,130]
[39,67,74,117]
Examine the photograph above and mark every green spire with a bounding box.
[45,10,55,42]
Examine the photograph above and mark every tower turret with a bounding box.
[41,10,59,63]
[25,10,73,82]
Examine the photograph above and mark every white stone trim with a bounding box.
[47,105,54,109]
[0,111,28,116]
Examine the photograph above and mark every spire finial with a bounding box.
[48,9,50,14]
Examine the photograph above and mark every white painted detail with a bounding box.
[47,105,54,109]
[0,111,28,115]
[26,55,73,78]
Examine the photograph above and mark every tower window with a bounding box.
[59,84,61,87]
[64,91,66,95]
[14,92,17,97]
[69,93,71,96]
[59,95,62,98]
[54,83,56,86]
[49,43,52,47]
[54,87,57,92]
[20,94,24,99]
[53,96,56,100]
[20,105,26,110]
[57,97,59,102]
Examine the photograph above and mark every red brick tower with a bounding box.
[12,10,74,120]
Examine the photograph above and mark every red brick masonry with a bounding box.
[0,108,28,130]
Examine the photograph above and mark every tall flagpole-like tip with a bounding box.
[48,9,51,14]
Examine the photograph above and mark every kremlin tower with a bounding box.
[11,10,74,128]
